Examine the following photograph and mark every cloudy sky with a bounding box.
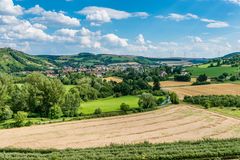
[1,0,240,57]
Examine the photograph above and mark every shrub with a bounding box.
[138,93,157,109]
[94,108,102,115]
[170,92,179,104]
[0,105,13,121]
[157,97,165,105]
[120,103,130,113]
[14,111,28,127]
[197,74,208,82]
[174,74,191,82]
[49,105,63,119]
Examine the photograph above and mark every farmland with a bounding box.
[164,83,240,99]
[80,96,139,114]
[1,105,240,149]
[159,81,193,87]
[186,65,239,77]
[2,139,240,160]
[103,76,123,83]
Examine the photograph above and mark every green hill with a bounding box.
[0,48,55,73]
[223,52,240,58]
[38,53,161,67]
[0,48,208,73]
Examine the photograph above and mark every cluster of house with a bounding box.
[18,62,190,78]
[41,62,143,77]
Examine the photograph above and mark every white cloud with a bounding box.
[26,5,80,27]
[33,23,47,30]
[156,13,198,21]
[188,36,203,43]
[136,34,145,45]
[0,15,53,41]
[200,18,229,28]
[225,0,240,5]
[156,13,229,28]
[55,28,78,37]
[77,6,149,26]
[102,34,128,47]
[0,0,23,16]
[25,5,44,15]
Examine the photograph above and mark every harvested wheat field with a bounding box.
[164,83,240,99]
[160,81,193,87]
[103,76,123,83]
[1,104,240,149]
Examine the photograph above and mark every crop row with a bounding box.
[1,139,240,160]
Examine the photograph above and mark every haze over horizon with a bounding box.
[1,0,240,58]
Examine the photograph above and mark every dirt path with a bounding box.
[1,104,240,149]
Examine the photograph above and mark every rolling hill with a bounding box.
[0,47,208,73]
[223,52,240,58]
[0,48,56,73]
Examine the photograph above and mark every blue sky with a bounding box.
[0,0,240,57]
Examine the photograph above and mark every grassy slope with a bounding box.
[0,48,55,72]
[1,139,240,159]
[80,96,140,114]
[208,107,240,119]
[186,65,239,77]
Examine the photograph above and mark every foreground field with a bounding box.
[1,104,240,149]
[80,96,139,114]
[164,83,240,99]
[2,139,240,160]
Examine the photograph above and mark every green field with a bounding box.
[1,139,240,160]
[186,66,239,77]
[79,96,140,114]
[208,107,240,119]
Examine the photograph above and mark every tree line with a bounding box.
[184,95,240,108]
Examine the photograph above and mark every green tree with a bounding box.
[120,103,130,113]
[62,88,80,117]
[14,111,28,126]
[94,108,102,114]
[9,85,29,113]
[170,92,180,104]
[49,104,63,119]
[197,74,208,82]
[0,105,13,120]
[26,73,65,117]
[138,93,157,109]
[152,79,161,91]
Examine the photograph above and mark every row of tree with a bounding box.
[184,95,240,108]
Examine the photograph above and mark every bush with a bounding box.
[192,81,211,86]
[120,103,130,113]
[152,90,166,96]
[197,74,208,82]
[138,93,157,109]
[230,76,237,81]
[170,92,179,104]
[157,97,165,105]
[14,111,28,127]
[48,105,63,119]
[94,108,102,115]
[0,105,13,121]
[174,74,191,82]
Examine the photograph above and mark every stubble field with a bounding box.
[1,104,240,149]
[164,83,240,99]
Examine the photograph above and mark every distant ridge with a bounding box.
[223,52,240,58]
[0,48,208,73]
